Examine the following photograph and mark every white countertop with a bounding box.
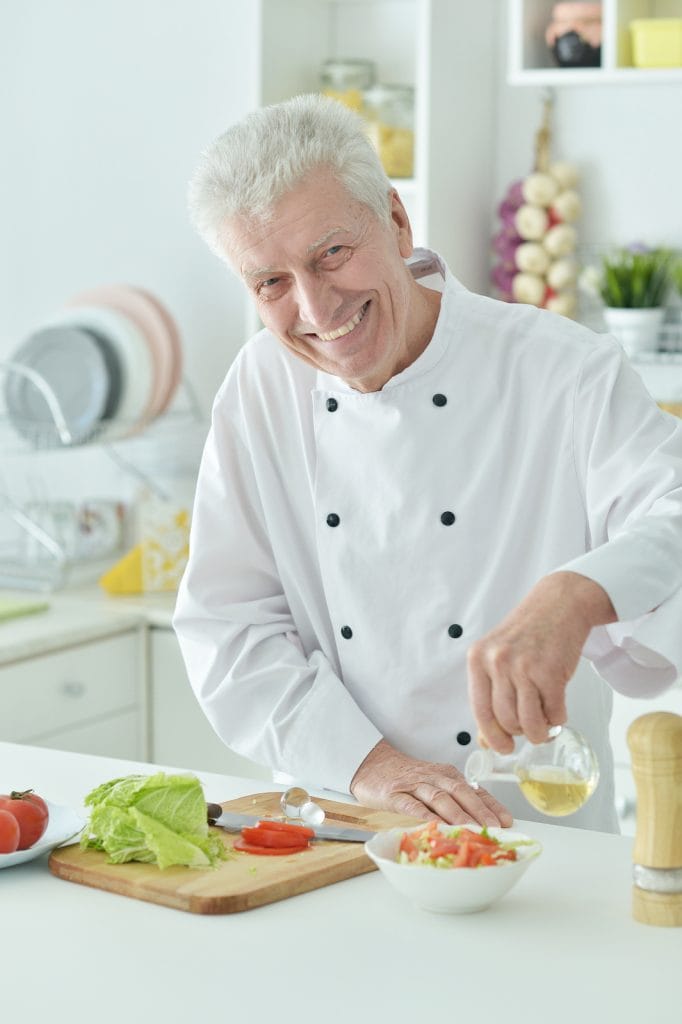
[0,585,175,665]
[1,741,679,1024]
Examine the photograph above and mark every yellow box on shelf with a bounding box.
[630,19,682,68]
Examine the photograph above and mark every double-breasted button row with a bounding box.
[327,510,455,528]
[341,623,463,641]
[326,393,448,412]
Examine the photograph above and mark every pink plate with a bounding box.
[132,286,183,414]
[67,285,179,420]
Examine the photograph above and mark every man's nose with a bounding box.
[294,272,340,332]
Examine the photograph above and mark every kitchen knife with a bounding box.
[209,809,376,843]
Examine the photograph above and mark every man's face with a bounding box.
[223,169,435,392]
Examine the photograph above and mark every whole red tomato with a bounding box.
[0,809,21,854]
[0,790,49,850]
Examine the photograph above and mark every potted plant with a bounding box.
[672,255,682,301]
[596,245,672,356]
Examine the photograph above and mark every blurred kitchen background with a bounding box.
[1,0,681,828]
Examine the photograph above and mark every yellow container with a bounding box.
[630,19,682,68]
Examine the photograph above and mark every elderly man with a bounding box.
[174,95,682,831]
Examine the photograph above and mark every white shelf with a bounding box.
[509,64,682,85]
[508,0,682,86]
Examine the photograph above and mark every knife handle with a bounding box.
[207,802,223,823]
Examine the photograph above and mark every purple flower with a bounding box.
[625,241,651,254]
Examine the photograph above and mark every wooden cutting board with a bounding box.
[48,792,421,915]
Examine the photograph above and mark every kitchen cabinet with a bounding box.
[0,630,145,760]
[509,0,682,84]
[249,0,498,297]
[148,626,271,780]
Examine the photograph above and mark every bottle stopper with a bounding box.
[627,711,682,927]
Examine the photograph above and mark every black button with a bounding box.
[326,513,340,527]
[432,393,447,407]
[340,625,353,639]
[456,731,471,746]
[440,511,456,526]
[326,398,338,412]
[448,624,463,638]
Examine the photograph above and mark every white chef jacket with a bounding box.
[174,250,682,832]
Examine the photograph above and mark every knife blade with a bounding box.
[210,810,375,843]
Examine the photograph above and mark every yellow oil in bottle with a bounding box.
[518,766,595,816]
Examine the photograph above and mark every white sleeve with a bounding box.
[556,339,682,696]
[172,387,382,793]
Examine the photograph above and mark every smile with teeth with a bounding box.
[316,301,369,342]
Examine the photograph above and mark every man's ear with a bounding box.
[389,189,413,258]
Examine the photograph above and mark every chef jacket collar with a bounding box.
[315,248,464,396]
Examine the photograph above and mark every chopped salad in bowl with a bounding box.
[398,821,529,868]
[365,822,542,914]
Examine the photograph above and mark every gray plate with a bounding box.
[5,325,110,446]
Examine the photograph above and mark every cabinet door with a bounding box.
[149,628,271,780]
[0,631,144,760]
[28,709,142,761]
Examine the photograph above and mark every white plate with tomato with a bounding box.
[0,790,85,868]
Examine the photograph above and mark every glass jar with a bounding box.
[362,83,415,179]
[320,59,376,113]
[464,725,600,817]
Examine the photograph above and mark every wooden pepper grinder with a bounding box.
[627,711,682,926]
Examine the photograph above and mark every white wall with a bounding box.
[0,0,259,417]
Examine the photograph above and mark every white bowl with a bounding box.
[365,824,542,914]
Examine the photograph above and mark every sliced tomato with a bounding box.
[428,838,462,859]
[399,833,420,861]
[233,838,309,856]
[253,819,315,839]
[493,848,517,862]
[456,828,497,846]
[241,827,311,849]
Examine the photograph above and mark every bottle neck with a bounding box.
[464,748,519,787]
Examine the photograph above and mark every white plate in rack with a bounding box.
[67,284,181,420]
[42,305,155,440]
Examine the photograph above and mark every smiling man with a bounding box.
[174,95,682,831]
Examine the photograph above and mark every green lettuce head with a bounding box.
[81,772,227,870]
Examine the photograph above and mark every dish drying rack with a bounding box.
[0,360,204,591]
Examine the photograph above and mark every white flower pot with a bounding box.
[602,307,665,357]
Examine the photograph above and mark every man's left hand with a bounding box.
[467,571,617,753]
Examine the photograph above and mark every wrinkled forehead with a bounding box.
[221,173,376,274]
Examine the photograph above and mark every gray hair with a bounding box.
[188,93,393,257]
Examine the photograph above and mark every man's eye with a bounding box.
[325,245,343,257]
[261,277,280,289]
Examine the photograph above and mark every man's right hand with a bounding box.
[349,738,513,827]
